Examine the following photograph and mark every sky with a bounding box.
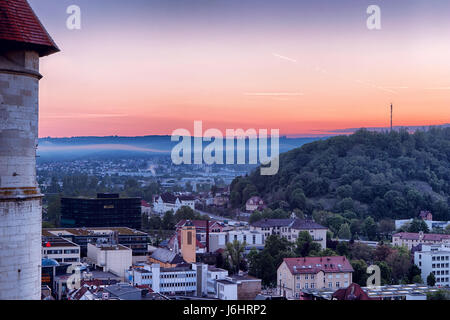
[29,0,450,138]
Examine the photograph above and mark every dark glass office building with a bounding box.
[60,193,142,229]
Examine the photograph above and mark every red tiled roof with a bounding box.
[283,256,353,274]
[0,0,59,56]
[175,219,222,231]
[141,200,150,207]
[393,232,450,241]
[332,283,380,300]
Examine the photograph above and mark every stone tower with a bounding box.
[181,220,197,264]
[0,0,58,300]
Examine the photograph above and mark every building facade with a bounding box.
[43,227,149,259]
[392,232,450,250]
[414,244,450,287]
[0,0,59,300]
[42,237,80,266]
[153,193,195,214]
[277,256,354,299]
[250,219,327,249]
[87,243,132,280]
[60,193,142,230]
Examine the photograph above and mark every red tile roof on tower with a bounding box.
[0,0,59,56]
[283,256,354,274]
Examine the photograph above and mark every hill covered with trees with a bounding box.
[230,127,450,240]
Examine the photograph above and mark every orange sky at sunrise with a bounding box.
[32,0,450,138]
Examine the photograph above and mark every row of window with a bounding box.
[432,270,450,276]
[432,256,450,261]
[161,282,195,288]
[432,263,450,269]
[161,273,196,279]
[43,249,80,255]
[295,281,349,290]
[294,273,349,280]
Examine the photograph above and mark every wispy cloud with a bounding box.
[272,53,298,63]
[244,92,304,96]
[43,113,129,119]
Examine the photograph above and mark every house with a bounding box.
[153,193,195,214]
[141,200,152,215]
[176,219,224,233]
[414,244,450,287]
[392,232,450,250]
[277,256,354,299]
[250,219,328,249]
[245,196,266,212]
[419,210,433,221]
[216,274,262,300]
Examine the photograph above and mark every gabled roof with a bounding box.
[150,248,186,265]
[332,283,378,300]
[283,256,353,274]
[175,219,222,230]
[0,0,59,56]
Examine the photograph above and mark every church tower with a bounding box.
[0,0,59,299]
[180,220,197,264]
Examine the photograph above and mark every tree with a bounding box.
[295,231,322,257]
[427,272,436,286]
[249,211,263,224]
[375,261,392,285]
[412,275,423,284]
[427,289,450,300]
[407,264,421,283]
[351,260,368,286]
[337,223,351,240]
[224,240,246,275]
[407,219,429,233]
[363,216,377,240]
[162,211,175,230]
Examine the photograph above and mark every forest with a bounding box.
[230,127,450,240]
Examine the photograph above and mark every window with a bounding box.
[187,231,192,245]
[336,282,340,288]
[304,283,308,289]
[310,283,315,289]
[305,275,308,280]
[328,282,332,288]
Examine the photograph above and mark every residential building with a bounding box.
[245,196,266,212]
[250,219,327,249]
[60,193,142,229]
[87,243,133,280]
[42,237,81,266]
[141,200,152,215]
[277,256,354,299]
[395,211,450,231]
[216,274,262,300]
[392,232,450,250]
[208,230,265,253]
[176,219,224,233]
[414,244,450,287]
[153,193,195,214]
